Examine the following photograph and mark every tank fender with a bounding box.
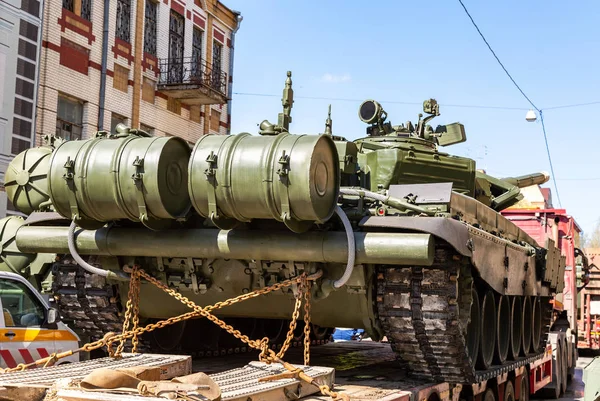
[360,216,549,296]
[360,216,472,256]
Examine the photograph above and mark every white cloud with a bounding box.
[321,73,351,83]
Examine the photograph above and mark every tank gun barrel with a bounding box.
[502,172,550,188]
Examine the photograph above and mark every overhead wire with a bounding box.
[232,93,600,113]
[233,92,530,111]
[457,0,562,207]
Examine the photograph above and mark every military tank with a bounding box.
[0,72,565,383]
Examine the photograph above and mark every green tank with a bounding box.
[0,72,565,383]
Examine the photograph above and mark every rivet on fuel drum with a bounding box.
[242,288,249,294]
[208,266,214,274]
[244,268,252,275]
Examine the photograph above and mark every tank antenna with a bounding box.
[324,104,333,135]
[278,71,294,131]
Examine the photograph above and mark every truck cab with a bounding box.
[0,271,79,368]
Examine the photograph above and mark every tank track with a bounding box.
[51,257,331,356]
[377,244,548,383]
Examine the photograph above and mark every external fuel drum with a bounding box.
[188,133,339,232]
[4,146,53,214]
[47,134,191,229]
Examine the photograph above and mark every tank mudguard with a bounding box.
[360,216,551,297]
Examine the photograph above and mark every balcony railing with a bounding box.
[158,57,228,103]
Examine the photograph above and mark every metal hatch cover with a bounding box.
[388,182,453,204]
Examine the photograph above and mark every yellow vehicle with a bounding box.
[0,271,79,368]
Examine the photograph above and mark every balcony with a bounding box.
[157,57,228,105]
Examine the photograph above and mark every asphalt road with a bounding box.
[191,341,596,400]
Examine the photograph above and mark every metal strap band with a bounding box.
[277,150,291,221]
[131,156,148,223]
[204,151,219,219]
[63,157,80,220]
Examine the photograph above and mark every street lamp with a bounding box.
[525,109,537,122]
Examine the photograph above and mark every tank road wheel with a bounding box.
[466,288,481,365]
[148,320,187,352]
[259,319,286,346]
[483,388,496,401]
[509,296,522,360]
[531,297,542,352]
[477,289,497,370]
[310,324,333,344]
[521,297,532,355]
[495,295,510,364]
[504,378,515,401]
[519,372,530,401]
[292,323,305,346]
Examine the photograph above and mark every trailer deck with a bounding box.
[0,336,580,401]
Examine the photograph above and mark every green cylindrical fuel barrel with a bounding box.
[48,134,191,229]
[188,133,339,232]
[4,146,52,214]
[0,217,36,275]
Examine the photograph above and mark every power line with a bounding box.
[457,0,539,111]
[543,100,600,111]
[233,92,529,111]
[539,111,562,207]
[457,0,562,207]
[234,92,600,112]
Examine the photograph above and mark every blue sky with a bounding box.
[224,0,600,235]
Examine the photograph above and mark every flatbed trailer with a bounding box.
[0,332,572,401]
[298,335,565,401]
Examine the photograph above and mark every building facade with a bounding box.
[36,0,240,146]
[0,0,43,217]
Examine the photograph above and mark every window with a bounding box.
[15,78,34,100]
[18,39,37,62]
[11,138,31,155]
[210,109,220,132]
[168,10,184,82]
[62,0,91,21]
[167,97,181,115]
[19,20,38,42]
[140,123,154,135]
[191,28,203,80]
[116,0,131,42]
[14,98,33,119]
[0,279,45,328]
[144,0,157,56]
[113,64,129,92]
[111,113,126,133]
[56,95,83,140]
[211,41,222,90]
[189,105,201,123]
[142,77,155,103]
[17,59,36,80]
[13,118,32,137]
